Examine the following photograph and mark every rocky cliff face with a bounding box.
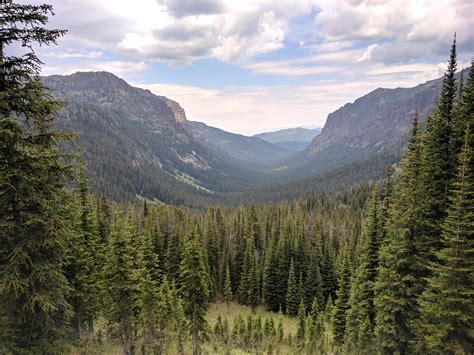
[42,71,262,203]
[273,69,468,179]
[307,77,442,156]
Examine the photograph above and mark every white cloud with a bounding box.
[17,0,473,134]
[44,49,104,59]
[133,63,447,135]
[41,60,148,76]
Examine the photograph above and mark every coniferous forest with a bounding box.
[1,2,473,355]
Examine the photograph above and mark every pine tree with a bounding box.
[0,2,72,352]
[414,130,474,354]
[248,261,260,311]
[286,259,300,316]
[321,239,338,302]
[452,60,474,156]
[419,35,458,269]
[180,236,211,355]
[224,263,233,305]
[263,239,281,311]
[332,252,351,346]
[166,227,182,282]
[304,249,324,310]
[296,300,306,342]
[237,238,255,305]
[345,188,380,351]
[374,114,425,354]
[306,297,320,352]
[103,212,137,355]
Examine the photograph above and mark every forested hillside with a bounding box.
[274,67,470,180]
[188,120,293,165]
[43,72,269,204]
[1,2,473,355]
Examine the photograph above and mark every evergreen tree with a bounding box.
[180,236,211,355]
[306,297,320,352]
[103,212,138,355]
[263,239,281,311]
[286,259,300,316]
[419,35,458,268]
[345,188,380,351]
[0,2,72,352]
[332,252,351,346]
[166,227,182,282]
[304,249,324,310]
[223,263,233,305]
[321,239,338,302]
[248,261,260,311]
[452,60,474,155]
[238,237,255,305]
[374,114,425,354]
[414,130,474,354]
[296,300,306,342]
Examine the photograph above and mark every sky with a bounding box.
[17,0,474,135]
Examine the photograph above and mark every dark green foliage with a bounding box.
[179,236,211,355]
[0,2,73,353]
[224,263,233,305]
[296,300,306,341]
[304,248,324,311]
[103,212,138,354]
[345,188,380,351]
[419,36,459,270]
[374,115,425,353]
[414,130,474,354]
[286,259,300,316]
[332,252,351,346]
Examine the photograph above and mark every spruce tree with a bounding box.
[263,239,281,311]
[103,212,137,355]
[248,261,260,311]
[304,249,324,310]
[224,263,233,305]
[296,300,306,342]
[419,36,458,268]
[0,2,73,352]
[332,252,351,346]
[286,259,300,316]
[374,114,425,354]
[238,237,254,304]
[345,188,380,351]
[179,236,211,355]
[414,130,474,354]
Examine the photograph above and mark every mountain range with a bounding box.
[43,69,468,205]
[254,127,321,152]
[187,121,293,166]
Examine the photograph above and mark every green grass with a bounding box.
[71,302,303,354]
[206,301,298,335]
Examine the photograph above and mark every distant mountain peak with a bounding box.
[43,71,187,126]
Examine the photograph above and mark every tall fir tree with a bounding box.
[103,212,138,355]
[224,263,233,305]
[286,259,300,316]
[419,35,458,269]
[374,114,425,354]
[0,2,73,352]
[296,300,306,342]
[332,251,351,346]
[238,237,255,304]
[304,248,324,311]
[263,239,281,311]
[414,129,474,354]
[345,188,381,352]
[179,234,211,355]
